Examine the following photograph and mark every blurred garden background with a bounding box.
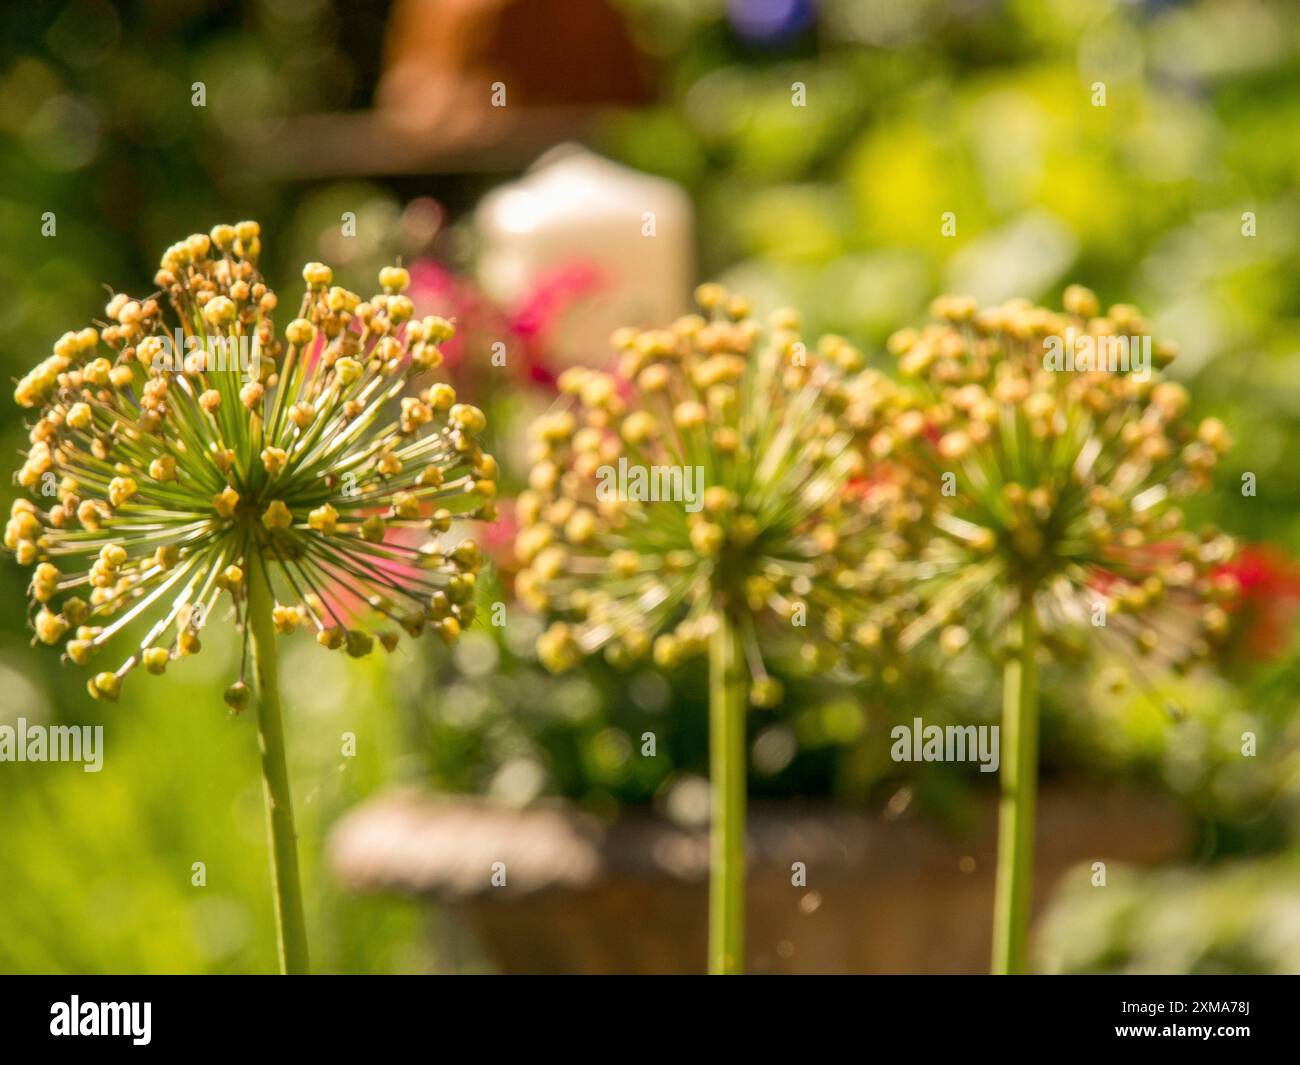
[2,0,1300,973]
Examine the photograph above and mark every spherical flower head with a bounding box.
[515,285,899,697]
[7,224,497,700]
[873,287,1237,676]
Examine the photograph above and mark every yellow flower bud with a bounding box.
[392,492,421,520]
[261,447,288,476]
[143,647,170,674]
[425,316,454,343]
[290,401,315,429]
[690,522,724,557]
[203,296,236,325]
[317,626,344,650]
[67,402,93,431]
[108,476,138,508]
[212,486,239,519]
[35,608,69,644]
[262,500,293,530]
[285,318,316,346]
[450,404,486,434]
[335,357,362,386]
[379,266,411,293]
[308,503,338,534]
[303,261,333,287]
[88,671,121,702]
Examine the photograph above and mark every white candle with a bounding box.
[475,144,694,367]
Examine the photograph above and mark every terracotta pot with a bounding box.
[329,784,1192,974]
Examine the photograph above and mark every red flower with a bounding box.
[1216,544,1300,659]
[406,257,608,389]
[407,260,512,375]
[506,259,608,387]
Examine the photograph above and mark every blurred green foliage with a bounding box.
[1039,852,1300,973]
[606,0,1300,552]
[0,623,431,973]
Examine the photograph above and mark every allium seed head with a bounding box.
[516,286,901,690]
[7,224,497,699]
[874,288,1236,676]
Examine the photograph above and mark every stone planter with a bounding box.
[328,784,1192,974]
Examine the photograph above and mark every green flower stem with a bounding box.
[708,610,747,975]
[246,555,310,975]
[991,589,1039,975]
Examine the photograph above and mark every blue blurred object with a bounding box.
[726,0,817,45]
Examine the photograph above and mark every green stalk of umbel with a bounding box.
[247,555,310,974]
[708,609,747,975]
[990,590,1038,975]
